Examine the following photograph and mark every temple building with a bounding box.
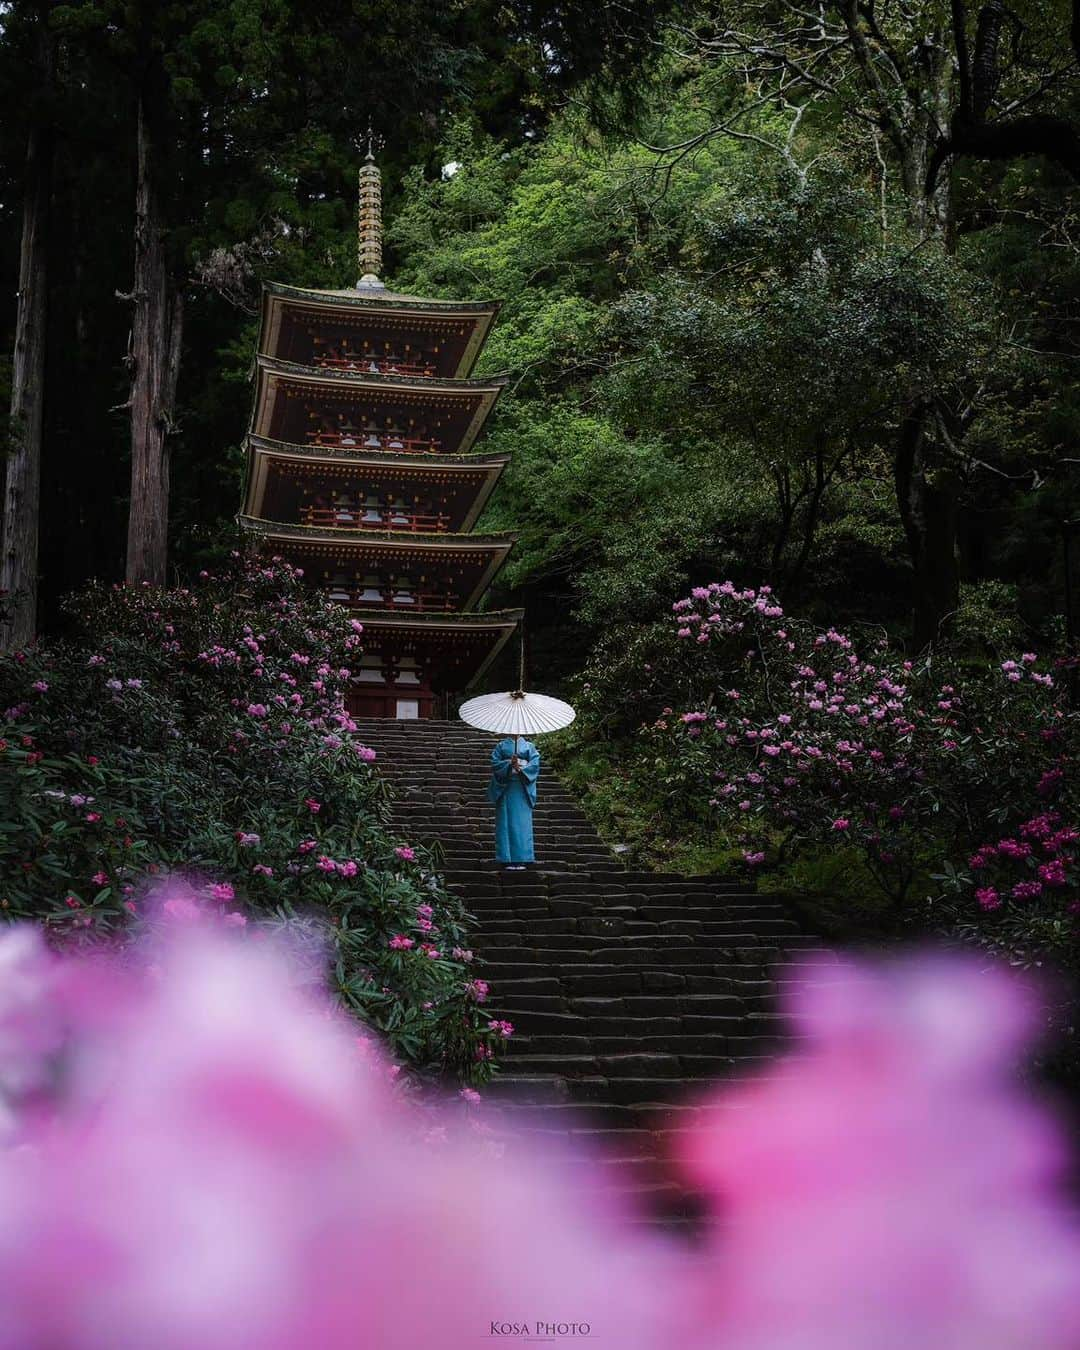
[240,144,522,718]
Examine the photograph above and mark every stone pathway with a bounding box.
[356,718,836,1228]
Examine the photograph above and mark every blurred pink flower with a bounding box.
[674,955,1080,1350]
[0,920,665,1349]
[0,918,1076,1350]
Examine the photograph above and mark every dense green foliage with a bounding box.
[0,0,674,616]
[0,560,502,1079]
[385,98,1079,671]
[2,2,1076,661]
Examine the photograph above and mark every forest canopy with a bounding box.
[0,0,1077,676]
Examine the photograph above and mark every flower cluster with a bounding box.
[0,556,497,1081]
[656,582,1076,905]
[0,925,1078,1348]
[967,813,1079,913]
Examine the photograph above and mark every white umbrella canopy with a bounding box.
[459,689,576,740]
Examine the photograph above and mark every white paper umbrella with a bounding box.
[459,689,576,744]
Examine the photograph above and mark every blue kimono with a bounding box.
[487,737,541,864]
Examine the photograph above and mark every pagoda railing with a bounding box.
[324,589,459,613]
[300,507,451,533]
[313,354,438,378]
[305,431,444,456]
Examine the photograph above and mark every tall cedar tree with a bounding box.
[1,3,54,648]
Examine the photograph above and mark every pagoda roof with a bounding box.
[239,515,516,609]
[238,516,515,551]
[264,279,500,316]
[254,354,509,395]
[242,434,508,532]
[259,282,500,379]
[245,432,509,472]
[352,608,523,629]
[249,356,508,455]
[352,608,524,690]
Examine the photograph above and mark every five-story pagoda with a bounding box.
[240,145,522,719]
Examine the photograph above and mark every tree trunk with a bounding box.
[125,88,183,585]
[894,405,961,650]
[1,44,53,651]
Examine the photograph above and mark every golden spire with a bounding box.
[357,125,384,290]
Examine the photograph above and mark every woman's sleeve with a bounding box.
[490,743,514,778]
[487,742,512,802]
[518,745,541,786]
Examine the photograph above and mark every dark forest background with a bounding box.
[2,0,1079,688]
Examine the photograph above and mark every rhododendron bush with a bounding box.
[0,915,1078,1346]
[0,558,498,1078]
[655,583,1077,906]
[572,582,1079,961]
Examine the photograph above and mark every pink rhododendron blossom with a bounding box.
[674,955,1080,1350]
[394,846,416,862]
[0,920,665,1348]
[0,928,65,1114]
[0,919,1077,1349]
[162,895,201,924]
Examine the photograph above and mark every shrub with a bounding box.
[644,583,1077,912]
[0,557,502,1081]
[563,580,1080,964]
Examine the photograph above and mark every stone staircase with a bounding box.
[356,718,835,1227]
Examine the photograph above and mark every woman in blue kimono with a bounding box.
[487,737,541,868]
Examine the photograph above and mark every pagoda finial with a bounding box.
[357,124,384,291]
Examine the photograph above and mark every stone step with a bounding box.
[449,891,764,908]
[477,916,792,935]
[360,713,828,1234]
[563,993,751,1016]
[506,1032,752,1055]
[501,1052,744,1079]
[475,947,781,967]
[493,973,766,1000]
[486,1100,748,1129]
[481,964,775,984]
[476,927,795,950]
